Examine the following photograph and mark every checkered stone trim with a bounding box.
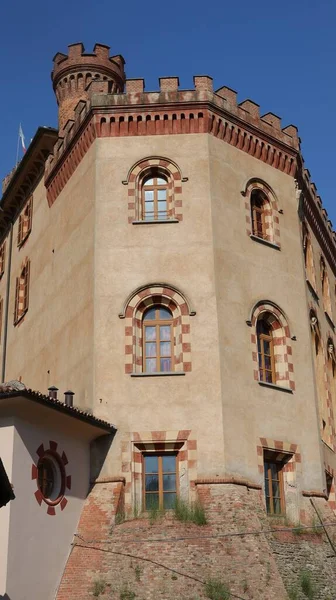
[250,301,295,390]
[257,438,301,513]
[323,336,336,451]
[243,179,281,247]
[14,257,30,325]
[125,156,184,223]
[120,284,195,374]
[310,312,335,449]
[121,429,197,514]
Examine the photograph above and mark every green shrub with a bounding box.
[287,585,298,600]
[174,499,207,525]
[92,577,106,597]
[120,583,136,600]
[205,578,230,600]
[300,569,316,599]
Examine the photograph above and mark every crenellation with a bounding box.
[261,113,282,130]
[67,42,85,58]
[216,85,238,106]
[159,77,179,92]
[193,75,213,92]
[92,43,110,59]
[125,79,145,93]
[239,99,260,118]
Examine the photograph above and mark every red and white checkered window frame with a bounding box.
[249,301,295,390]
[243,178,281,247]
[119,284,196,374]
[14,257,30,325]
[124,157,184,223]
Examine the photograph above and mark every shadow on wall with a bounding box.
[90,432,115,482]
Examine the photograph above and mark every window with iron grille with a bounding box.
[17,196,33,247]
[14,259,30,325]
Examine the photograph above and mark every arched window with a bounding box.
[310,312,332,446]
[320,257,332,318]
[251,190,268,240]
[143,306,173,373]
[244,180,280,247]
[302,224,316,289]
[250,302,294,390]
[125,157,184,223]
[257,314,276,384]
[120,284,194,374]
[142,173,168,221]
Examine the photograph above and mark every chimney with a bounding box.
[48,386,58,400]
[64,390,74,407]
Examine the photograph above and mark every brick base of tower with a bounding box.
[55,483,336,599]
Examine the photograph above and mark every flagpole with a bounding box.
[15,125,20,168]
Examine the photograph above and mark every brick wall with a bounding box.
[56,482,336,599]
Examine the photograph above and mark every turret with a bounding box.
[51,42,126,133]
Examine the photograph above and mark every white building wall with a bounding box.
[5,416,91,600]
[0,419,14,596]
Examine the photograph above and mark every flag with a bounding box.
[18,124,26,154]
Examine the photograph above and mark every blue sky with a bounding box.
[1,0,335,223]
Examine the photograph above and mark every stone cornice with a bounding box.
[296,155,336,277]
[44,92,299,203]
[0,127,58,239]
[43,82,336,270]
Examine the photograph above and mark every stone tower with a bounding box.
[51,42,126,132]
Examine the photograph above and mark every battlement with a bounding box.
[52,42,125,88]
[45,73,301,187]
[51,42,126,132]
[44,63,336,264]
[90,74,300,150]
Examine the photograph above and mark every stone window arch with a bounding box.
[302,223,317,291]
[124,157,184,223]
[309,311,332,446]
[320,256,332,319]
[243,179,281,248]
[119,284,195,374]
[249,301,294,390]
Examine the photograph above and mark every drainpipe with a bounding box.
[1,223,13,383]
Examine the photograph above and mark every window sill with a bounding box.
[258,381,293,394]
[325,312,335,331]
[130,371,186,377]
[17,231,31,249]
[132,219,179,225]
[250,235,280,251]
[13,308,28,327]
[306,279,319,303]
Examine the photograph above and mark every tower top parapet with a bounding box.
[51,42,126,133]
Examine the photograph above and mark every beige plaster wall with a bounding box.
[2,145,96,408]
[0,419,14,595]
[6,414,91,600]
[208,134,324,490]
[92,134,225,478]
[304,217,336,479]
[0,128,329,503]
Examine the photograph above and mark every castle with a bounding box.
[1,42,336,599]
